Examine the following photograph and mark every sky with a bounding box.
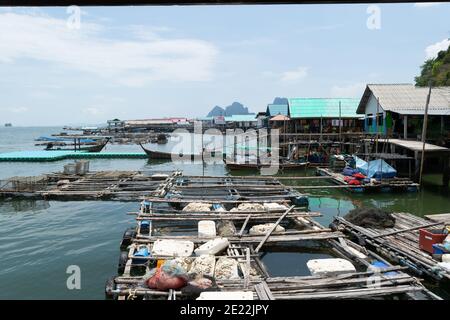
[0,3,449,126]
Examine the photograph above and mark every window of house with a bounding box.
[378,113,384,126]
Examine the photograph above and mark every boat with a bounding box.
[224,159,309,171]
[139,143,220,160]
[43,139,109,152]
[4,123,12,127]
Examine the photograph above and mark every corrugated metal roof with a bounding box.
[266,104,288,116]
[288,98,359,118]
[357,84,450,115]
[269,115,290,121]
[225,114,257,122]
[196,115,256,122]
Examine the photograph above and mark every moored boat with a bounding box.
[140,143,210,160]
[43,139,109,152]
[224,159,309,171]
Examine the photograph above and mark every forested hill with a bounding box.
[415,42,450,86]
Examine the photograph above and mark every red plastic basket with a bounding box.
[419,229,447,254]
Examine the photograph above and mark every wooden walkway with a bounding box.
[363,138,449,153]
[316,167,419,193]
[333,212,450,282]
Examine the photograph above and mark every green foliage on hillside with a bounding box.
[415,42,450,86]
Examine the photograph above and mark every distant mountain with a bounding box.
[207,102,251,117]
[207,106,226,117]
[272,97,288,105]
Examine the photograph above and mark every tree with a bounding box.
[415,41,450,87]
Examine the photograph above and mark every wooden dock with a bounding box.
[316,167,419,193]
[1,171,310,204]
[0,150,147,162]
[333,212,450,282]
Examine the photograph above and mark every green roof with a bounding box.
[266,104,288,117]
[288,98,359,118]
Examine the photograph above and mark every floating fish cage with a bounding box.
[106,197,441,300]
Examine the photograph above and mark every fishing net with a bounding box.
[249,223,285,235]
[344,207,396,229]
[214,257,240,280]
[230,203,265,212]
[183,202,212,212]
[216,221,237,236]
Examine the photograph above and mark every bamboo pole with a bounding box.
[419,82,432,186]
[255,205,295,253]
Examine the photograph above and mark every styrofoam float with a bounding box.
[307,258,356,277]
[152,239,194,257]
[194,237,229,256]
[196,291,254,300]
[198,220,216,237]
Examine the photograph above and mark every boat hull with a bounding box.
[225,160,309,171]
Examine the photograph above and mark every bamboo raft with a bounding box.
[332,212,450,283]
[107,198,441,300]
[316,167,419,193]
[108,267,436,300]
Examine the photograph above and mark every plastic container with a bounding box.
[140,220,150,234]
[419,229,447,254]
[75,160,89,175]
[63,163,76,175]
[212,203,226,212]
[198,220,216,237]
[291,195,309,206]
[194,238,229,256]
[152,239,194,257]
[196,291,254,300]
[141,201,152,214]
[307,258,356,277]
[132,246,150,265]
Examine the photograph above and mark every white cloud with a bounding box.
[0,106,29,113]
[280,67,308,82]
[330,83,366,98]
[0,12,218,87]
[425,38,450,59]
[414,3,441,8]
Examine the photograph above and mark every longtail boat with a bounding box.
[43,139,109,152]
[139,143,219,160]
[224,159,309,171]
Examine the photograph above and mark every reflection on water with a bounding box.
[0,200,50,213]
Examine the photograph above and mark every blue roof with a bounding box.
[266,104,288,117]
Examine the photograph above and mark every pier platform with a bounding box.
[0,150,147,162]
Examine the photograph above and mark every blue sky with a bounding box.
[0,3,449,126]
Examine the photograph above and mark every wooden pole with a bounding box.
[375,98,380,154]
[255,205,294,253]
[339,101,342,150]
[419,82,432,187]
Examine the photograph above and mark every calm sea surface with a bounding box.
[0,127,449,299]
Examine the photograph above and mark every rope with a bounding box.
[127,289,137,300]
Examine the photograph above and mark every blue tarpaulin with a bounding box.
[354,156,367,172]
[356,157,397,179]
